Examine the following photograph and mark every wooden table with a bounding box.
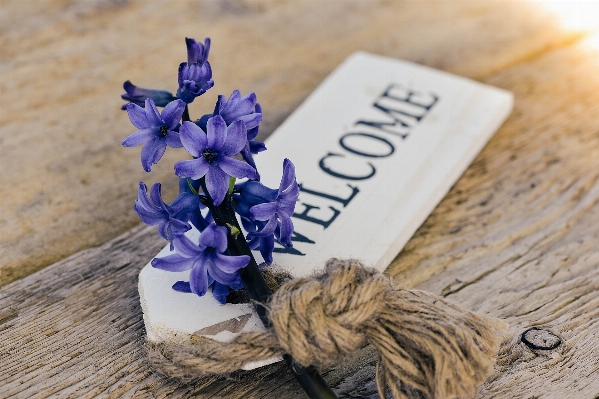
[2,1,599,397]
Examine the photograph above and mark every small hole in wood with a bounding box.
[521,327,562,351]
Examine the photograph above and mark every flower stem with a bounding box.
[203,185,338,399]
[182,105,191,122]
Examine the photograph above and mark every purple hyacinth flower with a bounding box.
[120,80,177,110]
[174,116,257,205]
[176,37,214,104]
[213,91,266,178]
[247,159,299,247]
[152,224,249,297]
[215,90,262,129]
[133,182,199,250]
[123,98,186,172]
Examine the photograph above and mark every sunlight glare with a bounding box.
[533,0,599,31]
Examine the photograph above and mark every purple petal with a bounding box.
[236,92,257,112]
[174,158,210,180]
[240,181,278,204]
[249,140,267,154]
[135,182,160,212]
[127,103,151,129]
[165,131,183,148]
[157,220,171,242]
[249,216,277,238]
[238,113,262,130]
[134,206,165,226]
[140,138,167,172]
[206,116,226,150]
[259,235,275,264]
[208,259,243,285]
[212,282,229,304]
[279,158,296,194]
[240,216,257,233]
[149,183,164,209]
[278,215,294,247]
[179,121,207,157]
[212,94,227,116]
[169,192,199,219]
[206,166,229,206]
[247,235,260,250]
[122,128,157,147]
[185,37,200,65]
[189,209,210,232]
[152,254,195,272]
[250,202,277,220]
[190,257,210,296]
[172,281,192,293]
[161,99,186,129]
[172,234,202,258]
[169,218,192,237]
[201,38,211,63]
[220,120,247,156]
[277,198,297,217]
[218,157,257,180]
[144,98,163,126]
[199,224,228,253]
[213,252,249,274]
[222,90,241,115]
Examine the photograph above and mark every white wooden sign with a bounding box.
[139,51,513,370]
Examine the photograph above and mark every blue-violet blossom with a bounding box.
[238,159,299,253]
[134,182,199,249]
[213,91,266,176]
[177,37,214,104]
[174,116,257,205]
[120,80,177,110]
[123,98,185,172]
[152,224,249,298]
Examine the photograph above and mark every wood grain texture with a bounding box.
[4,27,599,397]
[4,1,599,398]
[0,0,579,287]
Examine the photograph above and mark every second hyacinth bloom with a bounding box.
[174,115,257,205]
[123,98,186,172]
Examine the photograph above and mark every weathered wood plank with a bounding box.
[0,0,580,287]
[4,29,599,397]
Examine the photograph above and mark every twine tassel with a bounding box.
[148,259,507,398]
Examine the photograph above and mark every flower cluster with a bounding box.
[121,37,299,303]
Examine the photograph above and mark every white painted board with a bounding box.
[139,51,514,370]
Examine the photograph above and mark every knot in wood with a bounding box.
[268,258,389,367]
[521,327,561,350]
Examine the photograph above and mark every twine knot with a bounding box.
[269,259,389,367]
[149,259,508,399]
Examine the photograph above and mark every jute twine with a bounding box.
[148,259,508,399]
